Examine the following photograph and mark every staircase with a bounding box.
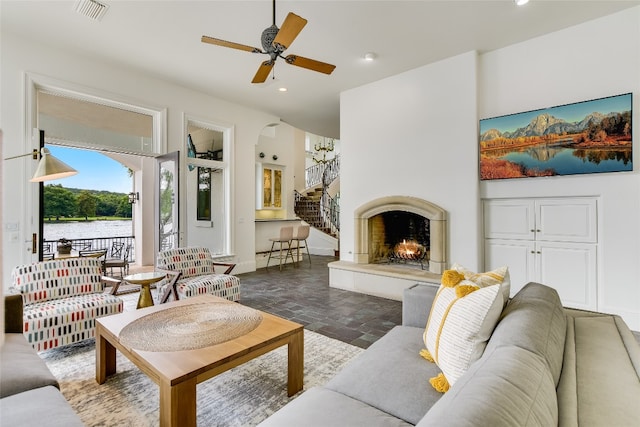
[294,156,340,238]
[294,189,339,237]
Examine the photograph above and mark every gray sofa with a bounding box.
[260,282,640,426]
[0,294,84,426]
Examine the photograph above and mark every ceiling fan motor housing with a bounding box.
[261,25,279,53]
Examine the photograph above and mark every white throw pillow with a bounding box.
[452,263,511,307]
[422,265,509,392]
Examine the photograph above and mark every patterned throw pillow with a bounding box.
[421,264,509,393]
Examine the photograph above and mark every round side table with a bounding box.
[124,271,167,309]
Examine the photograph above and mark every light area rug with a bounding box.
[41,329,363,426]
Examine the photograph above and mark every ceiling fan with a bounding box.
[201,0,336,84]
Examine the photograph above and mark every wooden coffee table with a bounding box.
[95,295,304,426]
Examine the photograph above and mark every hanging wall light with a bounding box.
[128,192,139,204]
[4,147,78,182]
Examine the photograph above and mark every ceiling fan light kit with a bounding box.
[201,0,336,84]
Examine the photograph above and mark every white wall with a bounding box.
[340,51,481,271]
[340,7,640,329]
[1,32,279,281]
[479,7,640,329]
[255,123,299,220]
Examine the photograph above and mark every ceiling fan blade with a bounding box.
[272,12,307,51]
[285,55,336,75]
[201,36,263,54]
[252,61,275,84]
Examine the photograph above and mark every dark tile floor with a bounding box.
[237,255,403,349]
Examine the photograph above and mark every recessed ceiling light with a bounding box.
[364,52,377,61]
[515,0,529,5]
[278,87,287,92]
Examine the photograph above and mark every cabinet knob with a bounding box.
[537,229,541,232]
[530,229,535,232]
[537,251,541,254]
[530,251,535,254]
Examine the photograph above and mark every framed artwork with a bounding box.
[479,93,632,180]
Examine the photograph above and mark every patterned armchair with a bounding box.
[156,247,240,303]
[11,258,123,352]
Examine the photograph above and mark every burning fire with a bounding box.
[394,239,425,259]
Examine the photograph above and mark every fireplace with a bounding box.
[370,211,430,269]
[328,196,446,300]
[353,196,447,274]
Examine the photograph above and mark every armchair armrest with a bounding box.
[4,294,24,334]
[158,269,182,304]
[101,276,123,295]
[212,262,236,275]
[402,283,438,328]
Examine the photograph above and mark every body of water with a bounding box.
[44,220,133,241]
[503,145,632,176]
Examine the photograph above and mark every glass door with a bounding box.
[156,152,180,254]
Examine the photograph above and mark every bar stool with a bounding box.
[292,225,311,266]
[266,226,295,270]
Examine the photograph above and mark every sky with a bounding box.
[45,145,133,194]
[479,93,632,134]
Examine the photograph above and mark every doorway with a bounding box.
[26,75,166,267]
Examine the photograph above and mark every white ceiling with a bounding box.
[2,0,639,138]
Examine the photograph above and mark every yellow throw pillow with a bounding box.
[422,265,508,393]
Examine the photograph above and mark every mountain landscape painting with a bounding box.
[479,93,632,180]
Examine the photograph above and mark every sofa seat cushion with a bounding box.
[175,274,241,302]
[326,326,443,425]
[557,313,640,427]
[23,293,123,352]
[418,345,558,427]
[257,387,412,427]
[0,334,59,398]
[485,282,566,386]
[0,385,85,427]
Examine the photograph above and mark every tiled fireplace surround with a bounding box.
[329,196,446,301]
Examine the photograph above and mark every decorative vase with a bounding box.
[57,241,72,255]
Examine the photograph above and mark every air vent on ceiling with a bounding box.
[73,0,109,21]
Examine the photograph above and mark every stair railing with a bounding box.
[305,155,340,189]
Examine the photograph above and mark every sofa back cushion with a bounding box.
[11,258,103,304]
[418,345,558,427]
[485,281,566,386]
[157,247,213,279]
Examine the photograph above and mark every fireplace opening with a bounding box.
[370,211,430,269]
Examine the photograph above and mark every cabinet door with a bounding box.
[536,198,597,243]
[536,241,597,311]
[483,199,535,240]
[485,239,535,297]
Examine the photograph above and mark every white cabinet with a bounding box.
[484,198,597,311]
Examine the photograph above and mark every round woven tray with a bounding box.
[119,302,263,352]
